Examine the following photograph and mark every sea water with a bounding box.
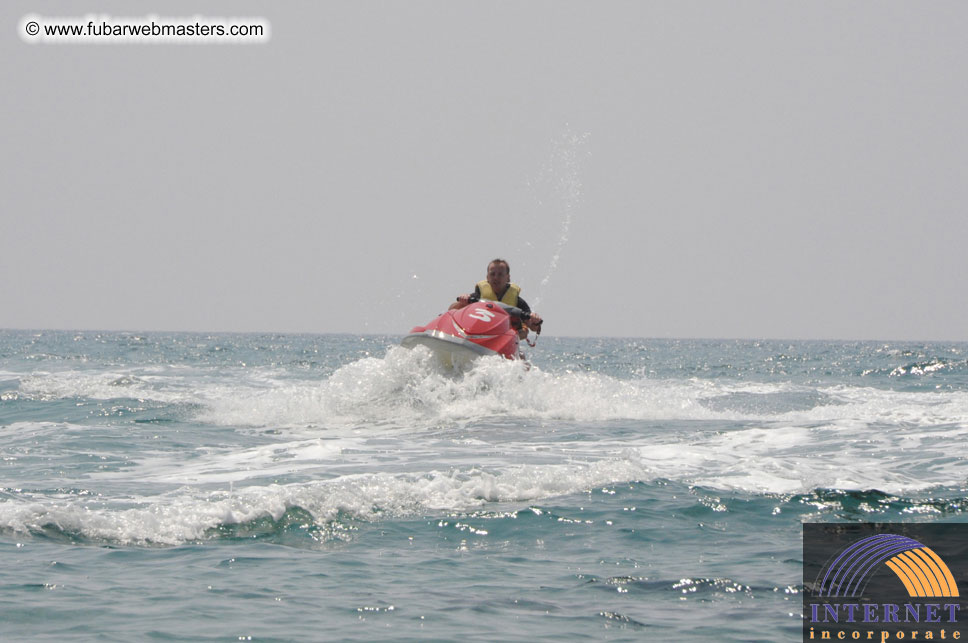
[1,330,966,641]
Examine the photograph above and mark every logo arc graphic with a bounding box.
[817,534,960,598]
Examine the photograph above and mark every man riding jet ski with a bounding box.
[450,258,543,340]
[401,258,543,365]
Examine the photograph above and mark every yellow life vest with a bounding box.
[477,280,520,306]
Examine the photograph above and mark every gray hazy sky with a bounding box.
[3,1,966,340]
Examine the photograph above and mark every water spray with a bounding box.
[531,126,590,310]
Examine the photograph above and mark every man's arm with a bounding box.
[515,296,542,333]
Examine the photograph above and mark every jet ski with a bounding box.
[401,296,539,366]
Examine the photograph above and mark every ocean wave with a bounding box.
[888,358,966,378]
[2,431,965,546]
[787,488,968,520]
[0,459,647,545]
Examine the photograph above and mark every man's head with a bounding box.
[486,258,510,294]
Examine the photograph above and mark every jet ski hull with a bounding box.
[401,330,495,368]
[401,301,523,362]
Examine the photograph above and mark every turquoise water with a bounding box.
[1,331,967,641]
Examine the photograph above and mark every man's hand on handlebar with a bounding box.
[450,294,476,310]
[526,313,543,333]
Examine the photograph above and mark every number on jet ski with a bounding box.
[467,308,497,322]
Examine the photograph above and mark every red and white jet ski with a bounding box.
[401,297,538,366]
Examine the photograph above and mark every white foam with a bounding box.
[8,347,968,520]
[193,354,968,442]
[15,347,968,432]
[0,420,90,438]
[635,420,968,495]
[0,459,648,545]
[94,438,359,485]
[17,370,194,404]
[195,347,729,430]
[3,410,965,545]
